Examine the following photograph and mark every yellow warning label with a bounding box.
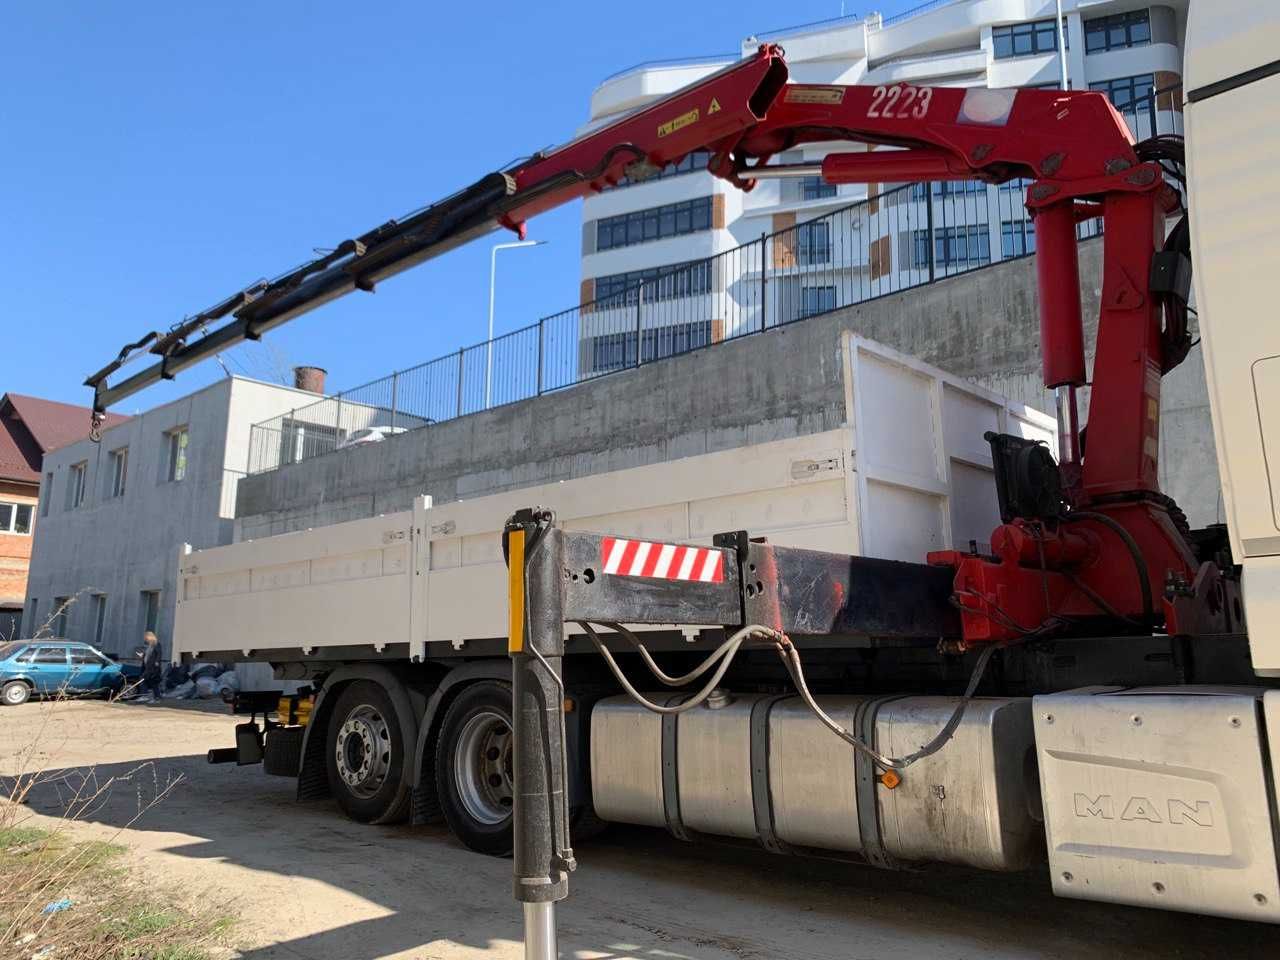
[658,108,699,138]
[784,86,847,105]
[708,97,721,115]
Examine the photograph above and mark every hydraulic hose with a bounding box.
[581,621,1014,772]
[1062,510,1155,626]
[579,622,782,714]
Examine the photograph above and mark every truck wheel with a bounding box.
[2,681,31,706]
[325,681,411,824]
[435,681,514,856]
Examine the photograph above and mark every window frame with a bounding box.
[165,427,189,483]
[108,446,128,498]
[796,221,832,266]
[992,18,1067,60]
[0,500,34,535]
[934,225,992,267]
[1089,73,1157,115]
[1084,9,1151,54]
[801,176,837,202]
[595,196,714,252]
[140,589,160,635]
[51,597,71,639]
[67,462,88,510]
[92,594,108,647]
[1000,218,1037,258]
[594,259,713,306]
[799,285,838,319]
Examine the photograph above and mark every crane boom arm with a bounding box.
[86,45,1148,418]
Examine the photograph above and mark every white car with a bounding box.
[336,425,410,450]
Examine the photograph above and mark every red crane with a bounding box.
[87,44,1226,648]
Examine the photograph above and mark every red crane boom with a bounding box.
[87,44,1223,647]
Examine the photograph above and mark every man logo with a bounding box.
[1072,793,1214,827]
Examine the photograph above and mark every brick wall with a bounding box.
[0,479,37,605]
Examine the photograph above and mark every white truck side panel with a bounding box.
[175,337,1053,660]
[1185,0,1280,674]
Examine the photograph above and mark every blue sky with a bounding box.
[1,1,921,413]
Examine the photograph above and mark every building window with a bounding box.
[108,447,128,498]
[589,321,713,372]
[140,590,160,635]
[909,230,932,269]
[799,285,838,318]
[801,176,837,201]
[0,501,33,535]
[935,225,991,267]
[596,197,713,252]
[604,150,713,189]
[165,427,189,482]
[1001,219,1037,258]
[66,462,87,509]
[992,19,1067,59]
[797,221,831,265]
[52,596,71,638]
[92,594,108,647]
[909,180,988,201]
[41,472,52,517]
[1084,10,1151,54]
[1090,74,1156,113]
[594,259,713,305]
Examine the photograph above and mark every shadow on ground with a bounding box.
[8,731,1280,960]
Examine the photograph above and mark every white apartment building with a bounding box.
[577,0,1187,372]
[24,374,330,657]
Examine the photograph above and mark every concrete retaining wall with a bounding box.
[236,238,1222,538]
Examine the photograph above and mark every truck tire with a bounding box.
[2,680,31,706]
[325,681,411,825]
[435,681,515,855]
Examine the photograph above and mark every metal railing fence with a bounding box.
[246,85,1183,476]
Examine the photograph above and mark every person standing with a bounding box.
[139,630,163,703]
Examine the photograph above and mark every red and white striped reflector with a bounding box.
[600,537,725,583]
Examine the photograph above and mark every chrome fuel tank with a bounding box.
[591,693,1043,870]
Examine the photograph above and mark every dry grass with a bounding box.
[1,694,235,960]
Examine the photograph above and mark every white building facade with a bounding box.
[577,1,1187,372]
[24,376,328,657]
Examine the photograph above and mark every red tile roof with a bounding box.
[0,393,130,485]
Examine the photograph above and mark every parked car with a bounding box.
[0,640,127,706]
[335,425,411,449]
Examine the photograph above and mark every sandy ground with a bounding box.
[3,698,1279,960]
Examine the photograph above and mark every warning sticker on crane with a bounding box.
[601,537,725,583]
[784,86,847,105]
[658,109,699,138]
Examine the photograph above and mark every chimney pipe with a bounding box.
[293,366,327,394]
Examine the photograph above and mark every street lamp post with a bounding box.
[488,239,546,409]
[1055,0,1070,90]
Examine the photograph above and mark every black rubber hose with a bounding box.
[1063,510,1155,626]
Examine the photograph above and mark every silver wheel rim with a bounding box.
[453,709,513,826]
[335,704,393,799]
[4,684,26,705]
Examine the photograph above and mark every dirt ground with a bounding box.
[3,698,1280,960]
